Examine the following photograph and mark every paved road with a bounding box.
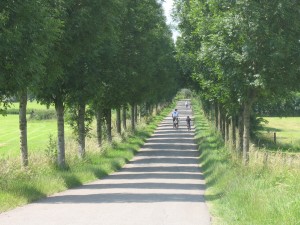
[0,100,211,225]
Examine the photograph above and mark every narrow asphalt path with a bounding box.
[0,100,211,225]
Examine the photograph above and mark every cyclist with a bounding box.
[186,116,191,130]
[172,109,179,128]
[185,101,189,108]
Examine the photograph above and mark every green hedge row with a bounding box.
[6,108,56,120]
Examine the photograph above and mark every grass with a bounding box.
[193,100,300,225]
[255,117,300,152]
[0,101,174,212]
[0,100,62,157]
[0,115,72,157]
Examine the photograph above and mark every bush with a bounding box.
[6,107,56,120]
[28,109,56,120]
[175,88,193,100]
[6,108,19,115]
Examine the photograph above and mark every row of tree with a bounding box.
[0,0,180,167]
[174,0,300,164]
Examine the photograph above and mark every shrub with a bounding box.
[28,109,56,120]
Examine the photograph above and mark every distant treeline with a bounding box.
[255,92,300,117]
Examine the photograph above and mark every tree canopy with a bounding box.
[174,0,300,163]
[0,0,180,167]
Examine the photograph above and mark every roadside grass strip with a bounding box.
[193,100,300,225]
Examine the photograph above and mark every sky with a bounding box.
[161,0,180,41]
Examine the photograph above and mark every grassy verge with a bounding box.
[0,102,174,212]
[193,100,300,225]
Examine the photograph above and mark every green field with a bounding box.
[1,101,121,158]
[0,115,72,158]
[257,117,300,152]
[1,101,65,158]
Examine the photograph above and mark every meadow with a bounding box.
[0,115,73,158]
[256,117,300,152]
[1,102,72,158]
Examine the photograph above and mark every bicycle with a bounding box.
[173,117,179,129]
[187,122,191,131]
[186,116,191,131]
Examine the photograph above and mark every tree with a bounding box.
[174,0,300,164]
[0,0,63,166]
[120,0,179,130]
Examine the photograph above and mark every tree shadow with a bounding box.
[205,192,224,202]
[91,168,109,179]
[7,184,47,203]
[60,174,82,188]
[41,192,206,204]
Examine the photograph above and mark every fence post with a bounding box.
[274,132,276,144]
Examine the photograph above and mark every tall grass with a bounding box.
[193,100,300,225]
[0,102,174,212]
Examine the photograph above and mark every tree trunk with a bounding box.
[55,99,65,168]
[131,103,135,130]
[221,113,226,140]
[122,105,127,130]
[146,103,151,116]
[231,116,236,149]
[149,105,154,116]
[134,104,138,124]
[217,104,221,132]
[225,117,230,143]
[96,109,103,147]
[116,107,121,134]
[19,89,28,167]
[214,103,218,129]
[237,110,244,155]
[105,108,112,142]
[78,103,86,158]
[210,103,214,121]
[243,101,251,165]
[138,105,141,122]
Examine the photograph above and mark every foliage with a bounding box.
[255,92,300,117]
[174,0,300,162]
[0,0,63,99]
[44,134,57,162]
[65,106,94,139]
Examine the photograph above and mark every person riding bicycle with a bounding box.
[172,109,179,128]
[186,116,191,130]
[185,101,189,108]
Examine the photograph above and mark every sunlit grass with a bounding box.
[256,117,300,152]
[193,100,300,225]
[0,115,73,157]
